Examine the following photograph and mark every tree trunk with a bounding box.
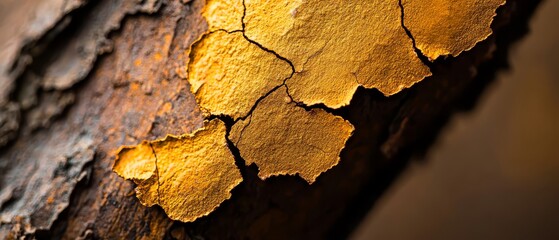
[0,0,542,239]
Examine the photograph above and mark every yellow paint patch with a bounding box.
[115,0,507,223]
[402,0,506,60]
[188,31,292,119]
[244,0,431,107]
[203,0,244,32]
[114,142,156,181]
[113,119,242,222]
[230,87,354,183]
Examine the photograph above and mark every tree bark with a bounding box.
[0,0,542,239]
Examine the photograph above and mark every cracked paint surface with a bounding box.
[114,0,506,223]
[402,0,506,60]
[188,30,292,119]
[114,119,242,222]
[230,87,354,183]
[244,0,431,107]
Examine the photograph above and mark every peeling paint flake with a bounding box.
[244,0,431,107]
[114,119,242,222]
[402,0,506,60]
[114,0,507,223]
[113,142,156,182]
[188,31,292,119]
[230,87,354,183]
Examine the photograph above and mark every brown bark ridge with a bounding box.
[0,0,542,239]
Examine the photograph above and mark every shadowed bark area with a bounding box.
[0,0,542,239]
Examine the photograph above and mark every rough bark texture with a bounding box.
[0,0,541,239]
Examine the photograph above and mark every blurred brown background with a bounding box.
[352,1,559,239]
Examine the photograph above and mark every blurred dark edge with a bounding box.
[330,0,543,239]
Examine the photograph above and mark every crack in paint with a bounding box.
[398,0,433,68]
[114,0,508,223]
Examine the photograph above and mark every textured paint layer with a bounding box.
[244,0,431,107]
[114,119,242,222]
[114,0,507,223]
[188,31,292,119]
[402,0,506,60]
[230,87,354,183]
[203,0,243,32]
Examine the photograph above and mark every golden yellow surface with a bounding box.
[113,142,156,181]
[203,0,243,32]
[244,0,431,107]
[113,119,242,222]
[188,31,292,119]
[230,87,354,183]
[115,0,507,223]
[402,0,506,60]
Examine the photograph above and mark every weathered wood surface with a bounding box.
[0,0,541,239]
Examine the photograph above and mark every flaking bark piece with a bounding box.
[230,87,354,183]
[244,0,431,108]
[188,31,292,119]
[203,0,244,32]
[113,119,242,222]
[402,0,506,60]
